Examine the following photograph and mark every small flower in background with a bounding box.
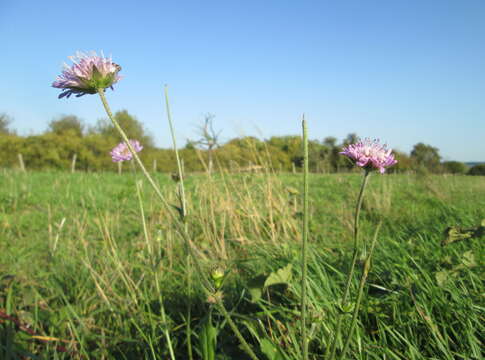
[340,138,397,174]
[52,51,122,99]
[110,140,143,162]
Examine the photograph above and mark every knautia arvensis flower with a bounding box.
[110,140,143,162]
[340,138,397,173]
[52,51,122,99]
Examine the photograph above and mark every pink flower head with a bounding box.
[340,138,397,174]
[110,140,143,162]
[52,51,122,99]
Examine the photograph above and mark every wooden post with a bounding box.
[71,153,77,173]
[153,158,157,172]
[292,162,296,174]
[117,161,122,175]
[18,153,26,172]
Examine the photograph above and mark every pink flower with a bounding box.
[52,51,122,99]
[340,138,397,174]
[110,140,143,162]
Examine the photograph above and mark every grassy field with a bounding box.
[1,170,484,359]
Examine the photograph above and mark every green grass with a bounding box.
[1,170,484,359]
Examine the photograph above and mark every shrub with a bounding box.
[468,163,485,176]
[442,161,468,174]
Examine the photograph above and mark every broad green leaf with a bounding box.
[462,250,476,268]
[260,338,285,360]
[264,264,293,288]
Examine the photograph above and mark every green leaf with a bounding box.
[264,264,293,288]
[461,250,476,268]
[248,264,293,302]
[248,275,266,302]
[199,314,217,360]
[260,338,285,360]
[435,270,450,287]
[442,223,485,246]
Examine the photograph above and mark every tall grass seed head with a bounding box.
[110,140,143,162]
[340,138,397,174]
[52,51,122,99]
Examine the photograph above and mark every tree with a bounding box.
[337,133,361,172]
[468,164,485,176]
[323,136,337,148]
[410,143,441,172]
[388,150,413,173]
[343,133,358,146]
[189,113,222,174]
[0,113,14,135]
[47,115,84,137]
[442,161,468,174]
[93,110,154,148]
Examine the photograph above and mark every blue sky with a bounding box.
[1,0,484,161]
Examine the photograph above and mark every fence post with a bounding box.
[18,153,26,172]
[71,153,77,173]
[117,161,122,175]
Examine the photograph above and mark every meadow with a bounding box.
[1,170,484,359]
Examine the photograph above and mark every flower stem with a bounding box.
[338,222,382,360]
[301,116,309,360]
[164,85,187,219]
[163,86,193,360]
[326,169,370,360]
[99,88,258,360]
[97,89,171,210]
[163,86,259,360]
[98,89,177,359]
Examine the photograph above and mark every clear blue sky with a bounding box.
[1,0,484,161]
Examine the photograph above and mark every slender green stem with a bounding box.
[97,89,171,211]
[326,170,370,360]
[135,181,152,258]
[163,86,192,359]
[135,179,175,359]
[99,88,181,358]
[343,170,370,303]
[301,116,309,360]
[98,88,258,360]
[163,86,258,360]
[164,85,187,219]
[155,269,177,360]
[180,229,260,360]
[186,251,193,360]
[338,222,382,360]
[214,300,260,360]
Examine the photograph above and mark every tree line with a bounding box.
[0,111,483,175]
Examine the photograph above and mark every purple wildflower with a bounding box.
[52,51,122,99]
[340,138,397,174]
[110,140,143,162]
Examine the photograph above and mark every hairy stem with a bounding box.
[326,170,370,360]
[97,89,171,210]
[163,85,193,359]
[164,85,187,219]
[338,222,382,360]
